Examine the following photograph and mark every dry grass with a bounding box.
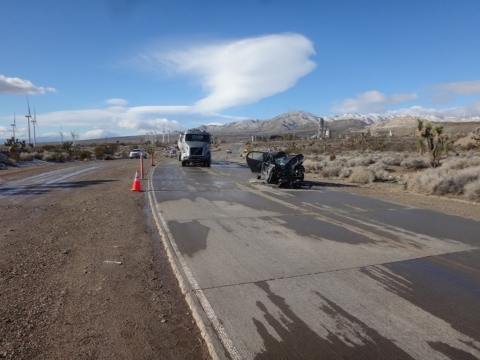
[400,156,429,169]
[301,148,480,202]
[407,165,480,199]
[349,167,375,184]
[464,179,480,201]
[42,151,71,162]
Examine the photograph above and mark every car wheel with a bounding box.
[181,161,186,167]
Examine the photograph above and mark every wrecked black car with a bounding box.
[246,151,312,188]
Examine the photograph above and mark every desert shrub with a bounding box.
[303,159,319,173]
[440,156,480,171]
[42,144,57,151]
[349,167,375,184]
[445,167,480,195]
[407,166,480,196]
[368,163,393,182]
[321,160,344,178]
[406,169,443,193]
[462,143,478,151]
[464,179,480,202]
[19,152,35,161]
[329,154,336,161]
[94,144,117,159]
[74,150,92,160]
[465,150,480,158]
[339,167,353,178]
[400,156,429,169]
[379,153,405,166]
[284,146,300,154]
[347,156,375,167]
[42,151,71,162]
[34,152,43,159]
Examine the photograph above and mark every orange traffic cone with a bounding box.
[131,170,142,192]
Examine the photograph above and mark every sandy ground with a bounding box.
[0,157,210,360]
[1,151,479,359]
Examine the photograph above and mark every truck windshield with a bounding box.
[185,134,210,142]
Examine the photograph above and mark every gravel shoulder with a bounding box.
[0,158,210,359]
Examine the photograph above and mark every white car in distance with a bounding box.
[129,149,148,159]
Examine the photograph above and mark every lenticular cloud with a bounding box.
[161,33,316,113]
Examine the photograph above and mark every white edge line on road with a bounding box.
[148,166,242,360]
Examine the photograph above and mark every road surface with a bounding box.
[149,159,480,360]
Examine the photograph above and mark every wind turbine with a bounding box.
[162,125,165,143]
[11,112,17,140]
[74,129,80,145]
[31,107,38,147]
[59,126,64,145]
[25,98,32,145]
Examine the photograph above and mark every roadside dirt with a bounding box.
[0,158,211,359]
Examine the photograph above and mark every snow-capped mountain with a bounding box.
[201,111,480,135]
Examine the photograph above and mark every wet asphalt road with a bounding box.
[149,159,480,360]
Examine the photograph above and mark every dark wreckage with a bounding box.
[246,151,313,188]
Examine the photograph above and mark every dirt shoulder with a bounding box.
[0,159,210,359]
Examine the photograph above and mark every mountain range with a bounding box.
[200,111,480,136]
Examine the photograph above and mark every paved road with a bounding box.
[0,163,110,202]
[149,160,480,360]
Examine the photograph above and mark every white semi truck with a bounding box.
[177,129,212,167]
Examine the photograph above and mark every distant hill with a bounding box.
[200,111,480,138]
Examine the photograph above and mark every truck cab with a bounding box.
[178,129,212,167]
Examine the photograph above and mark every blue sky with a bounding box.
[1,0,480,142]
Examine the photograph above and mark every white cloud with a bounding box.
[105,98,129,106]
[435,80,480,95]
[0,125,8,135]
[83,129,122,140]
[0,74,57,95]
[149,33,316,112]
[387,103,480,118]
[332,90,418,113]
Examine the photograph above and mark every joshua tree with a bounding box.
[4,137,26,153]
[473,127,480,142]
[416,120,444,167]
[61,141,73,151]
